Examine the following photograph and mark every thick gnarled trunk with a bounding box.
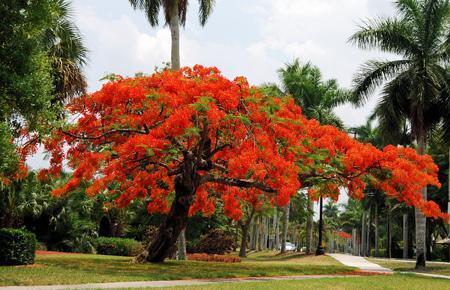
[135,174,195,263]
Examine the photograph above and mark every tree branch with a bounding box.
[201,175,276,193]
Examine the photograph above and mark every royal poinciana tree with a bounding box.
[21,66,448,262]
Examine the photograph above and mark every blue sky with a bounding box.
[71,0,396,127]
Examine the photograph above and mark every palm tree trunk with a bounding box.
[169,2,180,70]
[374,204,379,257]
[168,1,185,259]
[403,213,409,259]
[306,198,314,254]
[366,206,371,256]
[281,202,290,253]
[272,208,277,249]
[255,217,261,251]
[315,197,325,255]
[387,208,392,259]
[361,210,366,256]
[415,134,427,269]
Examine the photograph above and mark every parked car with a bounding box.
[279,242,297,251]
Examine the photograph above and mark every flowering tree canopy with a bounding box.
[21,65,447,261]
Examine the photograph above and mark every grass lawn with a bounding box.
[119,275,450,290]
[0,251,352,286]
[368,258,450,277]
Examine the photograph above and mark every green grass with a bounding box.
[119,274,450,290]
[0,251,352,286]
[368,258,450,277]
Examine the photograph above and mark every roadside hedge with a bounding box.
[0,228,36,265]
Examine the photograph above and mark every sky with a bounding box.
[30,0,398,210]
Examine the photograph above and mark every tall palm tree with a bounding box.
[129,0,215,260]
[278,59,350,129]
[129,0,215,70]
[349,0,449,269]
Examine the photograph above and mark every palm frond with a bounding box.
[349,17,420,56]
[422,0,449,56]
[351,59,411,106]
[129,0,162,26]
[198,0,215,26]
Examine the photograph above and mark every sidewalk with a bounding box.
[0,274,376,290]
[328,253,393,273]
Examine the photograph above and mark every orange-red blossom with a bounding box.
[19,66,447,222]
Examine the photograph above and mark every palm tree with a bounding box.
[128,0,215,70]
[278,59,350,129]
[349,0,450,269]
[46,0,88,104]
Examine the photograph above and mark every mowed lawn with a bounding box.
[121,275,450,290]
[0,251,352,286]
[368,258,450,277]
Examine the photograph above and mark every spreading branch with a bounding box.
[201,175,276,193]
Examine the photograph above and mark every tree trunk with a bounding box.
[387,209,392,259]
[366,206,371,256]
[271,208,277,249]
[169,2,180,70]
[403,213,409,259]
[306,198,314,254]
[255,217,260,251]
[315,197,325,255]
[361,210,366,256]
[274,207,280,250]
[177,230,186,260]
[239,224,249,257]
[415,134,427,269]
[134,172,195,263]
[238,209,255,258]
[374,204,379,257]
[281,202,290,253]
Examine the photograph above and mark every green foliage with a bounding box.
[96,237,143,256]
[0,228,36,265]
[0,0,55,128]
[0,124,19,179]
[190,228,236,255]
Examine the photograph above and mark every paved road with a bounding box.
[328,253,393,273]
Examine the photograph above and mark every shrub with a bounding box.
[188,253,241,263]
[96,237,143,256]
[192,229,236,255]
[0,228,36,265]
